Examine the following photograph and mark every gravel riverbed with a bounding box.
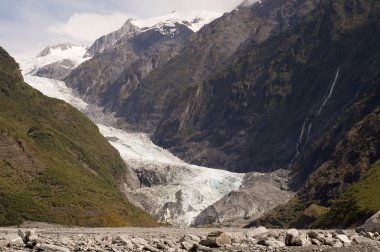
[1,223,380,252]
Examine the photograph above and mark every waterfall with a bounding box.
[317,68,340,116]
[288,117,313,168]
[288,68,340,168]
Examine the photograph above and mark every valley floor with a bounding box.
[1,224,379,252]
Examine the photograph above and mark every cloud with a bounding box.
[47,12,131,42]
[1,0,247,58]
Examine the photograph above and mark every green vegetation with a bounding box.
[0,47,157,227]
[315,160,380,228]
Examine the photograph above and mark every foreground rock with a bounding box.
[200,231,231,247]
[363,211,380,233]
[0,226,380,252]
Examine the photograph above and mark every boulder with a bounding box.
[193,243,212,251]
[366,232,375,239]
[17,229,26,242]
[353,236,380,245]
[311,239,322,246]
[8,237,24,247]
[333,241,343,248]
[225,232,247,243]
[324,237,335,246]
[336,234,351,247]
[38,244,70,252]
[258,237,285,248]
[307,231,319,239]
[131,237,148,246]
[180,234,201,243]
[363,211,380,232]
[143,244,160,252]
[247,226,269,238]
[200,231,231,248]
[336,229,349,236]
[181,241,195,250]
[0,239,7,247]
[285,229,302,246]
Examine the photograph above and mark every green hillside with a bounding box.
[0,47,157,227]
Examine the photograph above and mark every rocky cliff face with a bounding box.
[117,0,319,134]
[65,23,193,107]
[64,11,223,109]
[85,19,141,57]
[146,0,379,176]
[239,0,380,227]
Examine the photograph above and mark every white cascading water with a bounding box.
[289,68,340,167]
[317,68,340,116]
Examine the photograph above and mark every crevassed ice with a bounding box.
[20,69,244,227]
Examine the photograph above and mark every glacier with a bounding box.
[20,62,245,227]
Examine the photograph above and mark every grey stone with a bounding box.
[333,240,343,248]
[181,241,194,250]
[285,229,302,246]
[311,238,322,246]
[247,226,269,238]
[38,244,70,252]
[194,243,212,251]
[336,234,351,245]
[0,239,7,247]
[225,232,246,243]
[366,232,375,239]
[307,231,319,239]
[131,237,148,246]
[17,229,26,242]
[363,211,380,233]
[200,231,231,248]
[156,242,168,250]
[8,237,24,247]
[143,244,160,252]
[258,237,285,248]
[180,234,201,243]
[353,236,380,245]
[336,229,349,236]
[246,237,258,244]
[324,237,335,246]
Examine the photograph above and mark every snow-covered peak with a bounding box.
[37,43,77,57]
[19,43,90,75]
[238,0,260,8]
[132,10,222,33]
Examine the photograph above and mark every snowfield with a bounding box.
[132,10,222,33]
[19,44,90,75]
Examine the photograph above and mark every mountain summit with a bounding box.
[85,10,221,57]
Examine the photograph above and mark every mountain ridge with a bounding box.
[0,46,157,227]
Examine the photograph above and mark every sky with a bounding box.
[0,0,244,59]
